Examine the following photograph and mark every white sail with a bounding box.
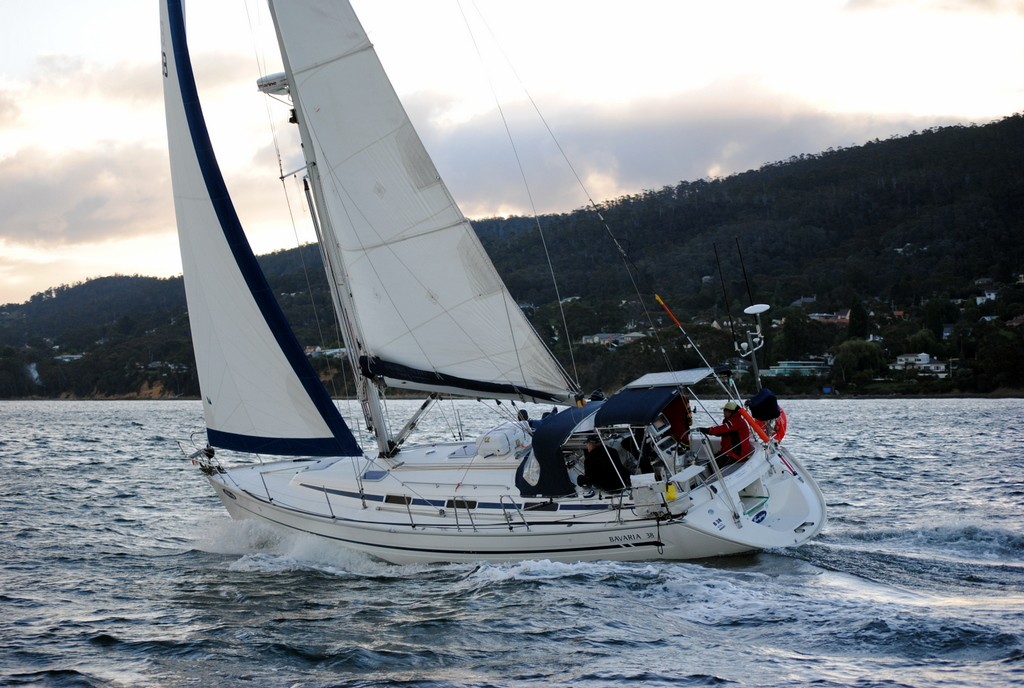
[160,0,361,456]
[267,0,575,403]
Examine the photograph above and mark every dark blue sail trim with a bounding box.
[207,429,358,457]
[166,0,360,457]
[361,356,564,403]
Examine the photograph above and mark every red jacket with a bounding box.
[704,415,752,462]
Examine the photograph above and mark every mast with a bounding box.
[265,3,393,456]
[301,176,393,455]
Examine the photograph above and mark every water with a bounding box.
[1,398,1022,687]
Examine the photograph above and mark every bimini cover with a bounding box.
[593,386,681,427]
[515,402,603,497]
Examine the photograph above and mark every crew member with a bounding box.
[697,401,752,468]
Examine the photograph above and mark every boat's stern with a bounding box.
[665,443,826,551]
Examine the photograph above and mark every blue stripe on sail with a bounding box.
[166,0,361,457]
[206,430,352,457]
[361,356,564,403]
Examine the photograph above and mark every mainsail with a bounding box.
[160,0,361,457]
[267,0,576,403]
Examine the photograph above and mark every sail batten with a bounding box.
[161,0,361,457]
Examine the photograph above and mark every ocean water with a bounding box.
[1,398,1022,687]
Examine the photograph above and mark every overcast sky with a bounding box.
[1,0,1021,305]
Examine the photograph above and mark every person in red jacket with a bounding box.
[697,401,752,468]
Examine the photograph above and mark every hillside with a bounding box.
[477,115,1023,312]
[2,115,1022,398]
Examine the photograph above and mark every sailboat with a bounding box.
[159,0,826,564]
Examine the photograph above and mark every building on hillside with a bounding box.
[889,352,948,378]
[761,359,831,378]
[305,346,347,358]
[581,332,646,348]
[809,309,851,326]
[581,333,621,346]
[975,290,998,305]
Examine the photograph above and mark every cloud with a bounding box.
[26,50,250,105]
[0,144,172,246]
[0,91,18,126]
[0,46,267,250]
[844,0,1023,13]
[407,79,960,219]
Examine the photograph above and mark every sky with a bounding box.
[1,0,1022,305]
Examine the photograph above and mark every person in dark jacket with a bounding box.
[577,436,628,492]
[697,401,752,468]
[621,429,655,475]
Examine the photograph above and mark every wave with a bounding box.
[189,519,470,580]
[3,669,107,687]
[829,521,1024,563]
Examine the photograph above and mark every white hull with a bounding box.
[200,440,825,565]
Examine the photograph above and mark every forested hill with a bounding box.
[474,114,1023,314]
[2,114,1022,398]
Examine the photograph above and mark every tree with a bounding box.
[907,328,940,356]
[846,300,870,339]
[922,298,958,339]
[832,339,887,385]
[775,310,832,361]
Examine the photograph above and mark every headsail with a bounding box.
[160,0,361,457]
[267,0,576,403]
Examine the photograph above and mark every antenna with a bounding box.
[741,303,770,391]
[732,236,770,389]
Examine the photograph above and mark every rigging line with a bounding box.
[736,236,756,306]
[243,0,282,176]
[293,175,345,400]
[244,0,343,399]
[459,0,581,388]
[456,0,578,389]
[655,294,736,403]
[714,243,739,346]
[432,397,460,442]
[462,1,665,363]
